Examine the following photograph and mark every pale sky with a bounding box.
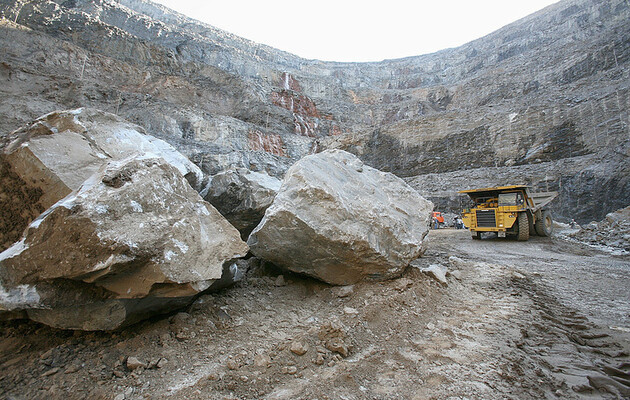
[152,0,560,62]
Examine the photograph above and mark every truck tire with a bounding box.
[535,210,553,237]
[528,213,537,236]
[516,212,529,241]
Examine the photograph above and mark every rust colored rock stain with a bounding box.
[271,90,321,137]
[249,130,285,157]
[270,90,320,118]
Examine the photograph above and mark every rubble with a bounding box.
[568,206,630,252]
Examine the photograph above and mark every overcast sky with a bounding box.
[152,0,559,62]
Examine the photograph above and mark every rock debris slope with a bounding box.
[0,0,628,224]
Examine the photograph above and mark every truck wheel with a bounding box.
[528,213,537,236]
[472,231,481,240]
[516,212,529,241]
[535,210,553,237]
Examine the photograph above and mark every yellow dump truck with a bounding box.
[459,185,558,241]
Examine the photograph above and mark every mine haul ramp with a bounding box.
[459,185,558,241]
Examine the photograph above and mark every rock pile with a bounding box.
[0,111,433,329]
[569,206,630,252]
[248,149,433,285]
[0,110,248,330]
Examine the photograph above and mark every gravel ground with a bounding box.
[1,229,629,399]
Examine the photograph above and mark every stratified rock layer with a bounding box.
[0,0,627,224]
[248,150,433,285]
[0,156,248,330]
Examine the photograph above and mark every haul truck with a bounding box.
[459,185,558,241]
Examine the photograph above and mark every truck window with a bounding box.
[498,192,520,206]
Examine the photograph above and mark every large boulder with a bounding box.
[202,168,281,239]
[0,108,204,251]
[247,149,433,285]
[0,156,248,330]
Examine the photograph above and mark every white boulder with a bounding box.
[247,149,433,285]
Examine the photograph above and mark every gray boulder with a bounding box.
[0,108,203,251]
[247,149,433,285]
[202,168,281,239]
[0,156,248,330]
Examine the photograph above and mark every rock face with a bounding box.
[0,0,628,224]
[0,156,248,330]
[0,108,203,251]
[248,150,433,285]
[202,168,281,239]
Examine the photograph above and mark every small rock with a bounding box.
[160,333,171,344]
[394,278,414,291]
[314,353,325,365]
[274,275,287,287]
[325,339,349,358]
[170,312,191,327]
[64,364,81,374]
[216,308,231,321]
[253,353,271,368]
[448,256,468,269]
[42,367,60,377]
[290,341,308,356]
[226,359,239,370]
[331,285,354,298]
[343,307,359,315]
[511,271,526,279]
[40,349,54,360]
[126,357,146,371]
[420,264,448,286]
[157,358,168,368]
[175,329,193,341]
[113,394,125,400]
[448,270,462,280]
[283,366,298,375]
[113,370,125,378]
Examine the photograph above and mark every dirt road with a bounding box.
[1,229,629,399]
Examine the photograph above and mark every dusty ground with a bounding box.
[1,229,629,400]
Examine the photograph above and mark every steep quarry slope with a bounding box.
[0,0,628,223]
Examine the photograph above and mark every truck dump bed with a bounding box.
[528,191,558,212]
[459,185,558,212]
